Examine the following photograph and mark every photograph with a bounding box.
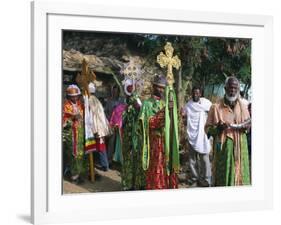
[62,30,252,194]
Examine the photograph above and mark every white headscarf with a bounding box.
[88,82,96,94]
[123,79,135,96]
[66,84,81,96]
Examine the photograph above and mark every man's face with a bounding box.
[192,89,201,102]
[225,79,239,97]
[153,84,165,98]
[126,85,133,94]
[69,95,79,103]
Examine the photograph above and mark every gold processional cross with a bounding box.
[76,58,96,96]
[156,42,181,175]
[75,58,96,182]
[157,42,181,87]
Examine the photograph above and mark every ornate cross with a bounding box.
[121,57,144,95]
[75,58,97,182]
[123,62,139,81]
[157,42,181,86]
[76,58,96,96]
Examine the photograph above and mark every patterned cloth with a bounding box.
[109,103,127,164]
[205,98,251,186]
[121,95,145,190]
[109,103,127,128]
[62,99,86,176]
[84,95,96,154]
[139,96,178,190]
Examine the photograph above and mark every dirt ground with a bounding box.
[63,165,191,194]
[63,167,122,194]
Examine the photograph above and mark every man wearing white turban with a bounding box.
[86,82,112,171]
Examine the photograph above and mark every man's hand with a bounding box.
[217,122,229,132]
[156,109,165,127]
[240,123,251,132]
[158,109,165,120]
[133,102,141,110]
[180,107,186,117]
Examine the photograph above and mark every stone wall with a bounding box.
[63,31,163,99]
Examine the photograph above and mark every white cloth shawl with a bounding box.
[84,95,95,151]
[88,95,112,138]
[184,97,212,154]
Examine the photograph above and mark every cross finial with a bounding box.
[157,42,181,86]
[76,58,96,96]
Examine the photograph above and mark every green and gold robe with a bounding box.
[205,98,250,186]
[139,89,179,190]
[121,94,145,190]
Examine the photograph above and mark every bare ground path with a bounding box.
[63,167,190,194]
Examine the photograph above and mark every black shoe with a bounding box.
[197,180,210,187]
[75,176,85,185]
[95,164,103,170]
[64,171,71,181]
[71,176,85,185]
[187,179,197,187]
[102,166,109,172]
[70,176,79,184]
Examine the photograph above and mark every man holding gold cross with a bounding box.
[139,42,180,189]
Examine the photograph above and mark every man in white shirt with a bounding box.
[182,87,212,187]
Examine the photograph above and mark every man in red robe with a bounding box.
[139,75,178,190]
[63,84,85,184]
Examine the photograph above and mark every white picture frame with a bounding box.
[31,1,273,224]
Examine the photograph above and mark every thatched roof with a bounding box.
[63,49,125,74]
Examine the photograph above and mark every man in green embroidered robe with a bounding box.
[121,80,145,190]
[205,76,251,186]
[139,75,180,190]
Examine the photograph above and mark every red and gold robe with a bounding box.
[63,99,84,158]
[140,97,178,190]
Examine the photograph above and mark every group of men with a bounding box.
[63,74,251,190]
[183,76,251,187]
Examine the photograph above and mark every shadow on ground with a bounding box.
[63,167,122,194]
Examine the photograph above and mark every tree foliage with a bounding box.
[128,34,251,98]
[64,31,251,99]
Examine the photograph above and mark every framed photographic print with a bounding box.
[31,1,273,224]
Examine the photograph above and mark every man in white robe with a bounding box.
[87,82,112,171]
[182,87,212,187]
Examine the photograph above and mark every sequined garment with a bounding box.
[139,97,178,190]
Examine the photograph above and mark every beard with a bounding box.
[154,90,164,99]
[225,93,239,103]
[192,97,200,102]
